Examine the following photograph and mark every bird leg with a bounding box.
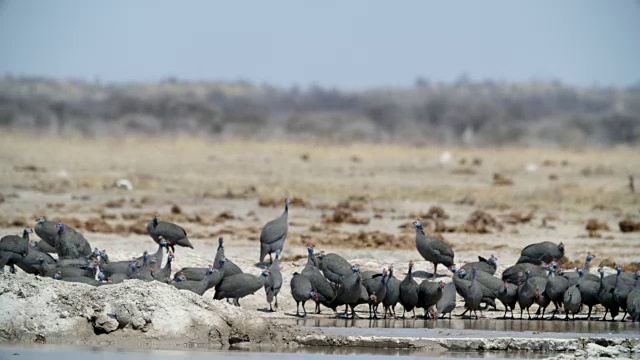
[520,309,524,320]
[275,295,279,310]
[601,309,609,321]
[302,302,307,317]
[296,301,300,317]
[433,263,438,279]
[587,306,593,321]
[315,302,321,314]
[527,307,532,320]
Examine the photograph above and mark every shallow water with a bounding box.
[278,317,640,339]
[0,344,552,360]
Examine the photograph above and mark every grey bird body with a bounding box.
[418,280,445,318]
[214,270,270,306]
[290,272,316,317]
[265,250,283,311]
[259,199,289,264]
[32,240,56,254]
[516,241,564,265]
[462,255,498,275]
[597,268,620,321]
[16,248,56,274]
[54,224,92,260]
[627,286,640,322]
[517,271,537,319]
[147,215,193,253]
[613,272,640,319]
[563,285,582,320]
[319,253,352,284]
[34,218,59,248]
[382,265,401,318]
[436,282,457,319]
[502,263,545,286]
[464,269,484,319]
[301,246,335,313]
[399,261,419,318]
[545,268,570,319]
[497,282,518,319]
[575,269,600,320]
[363,269,388,319]
[330,266,363,318]
[460,268,501,310]
[414,220,454,278]
[0,228,31,273]
[171,270,215,295]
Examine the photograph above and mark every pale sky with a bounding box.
[1,0,639,89]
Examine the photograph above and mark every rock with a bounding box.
[93,314,118,334]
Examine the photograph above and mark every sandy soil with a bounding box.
[1,134,639,350]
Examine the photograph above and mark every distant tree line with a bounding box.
[0,76,639,146]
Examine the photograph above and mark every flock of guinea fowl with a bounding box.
[1,198,639,322]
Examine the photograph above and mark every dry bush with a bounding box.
[258,196,307,208]
[621,262,640,272]
[14,164,46,172]
[549,174,559,181]
[451,167,476,175]
[84,218,114,233]
[501,210,535,225]
[280,254,306,262]
[104,198,126,208]
[585,219,610,231]
[171,204,182,214]
[619,219,640,232]
[410,206,449,220]
[557,256,583,269]
[493,173,514,186]
[464,210,503,233]
[322,208,370,225]
[598,258,616,268]
[591,204,623,212]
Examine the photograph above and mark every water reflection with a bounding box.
[281,316,640,337]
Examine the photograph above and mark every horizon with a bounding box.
[1,1,640,90]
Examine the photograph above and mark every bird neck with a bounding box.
[152,217,158,227]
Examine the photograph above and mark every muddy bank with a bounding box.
[0,272,305,348]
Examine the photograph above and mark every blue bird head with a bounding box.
[56,223,64,234]
[488,255,497,264]
[306,243,314,255]
[37,217,45,224]
[218,236,224,248]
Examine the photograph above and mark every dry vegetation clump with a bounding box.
[410,206,449,220]
[83,218,114,233]
[280,254,306,262]
[104,198,126,208]
[598,258,617,268]
[557,256,584,269]
[620,262,640,272]
[585,218,610,231]
[322,208,370,225]
[14,164,46,173]
[619,219,640,232]
[258,196,307,208]
[450,167,476,176]
[462,210,504,233]
[548,174,559,181]
[170,204,182,214]
[580,165,614,177]
[500,210,535,225]
[313,231,420,249]
[493,173,514,186]
[591,204,623,213]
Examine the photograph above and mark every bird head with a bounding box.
[488,255,497,264]
[616,266,622,275]
[36,217,45,224]
[351,264,360,273]
[552,262,558,269]
[284,198,290,210]
[369,293,377,303]
[310,291,319,302]
[24,227,33,234]
[158,236,167,247]
[413,219,422,229]
[262,269,271,277]
[218,236,224,248]
[534,288,540,299]
[219,257,227,265]
[578,268,584,276]
[558,242,565,251]
[56,223,64,234]
[586,252,594,262]
[449,265,457,273]
[439,281,445,289]
[306,243,314,254]
[458,268,467,277]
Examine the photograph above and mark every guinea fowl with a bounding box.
[363,268,388,319]
[0,228,32,273]
[562,254,598,286]
[516,241,565,265]
[463,269,484,319]
[627,281,640,322]
[517,270,537,320]
[613,270,640,320]
[497,282,518,319]
[597,267,620,321]
[54,223,92,259]
[319,252,352,284]
[534,287,551,319]
[502,263,545,286]
[399,260,419,318]
[290,272,318,317]
[17,247,56,274]
[39,257,98,279]
[147,214,193,253]
[414,219,454,278]
[152,252,174,281]
[31,239,56,254]
[563,285,582,321]
[418,280,445,318]
[170,269,216,295]
[213,236,226,270]
[459,268,502,310]
[301,245,335,314]
[463,255,498,275]
[330,265,363,319]
[545,267,570,320]
[436,282,457,319]
[34,217,59,248]
[264,249,283,311]
[575,268,600,320]
[382,265,401,318]
[130,258,157,281]
[259,198,289,264]
[214,270,271,307]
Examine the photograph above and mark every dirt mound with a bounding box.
[0,272,301,347]
[619,219,640,232]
